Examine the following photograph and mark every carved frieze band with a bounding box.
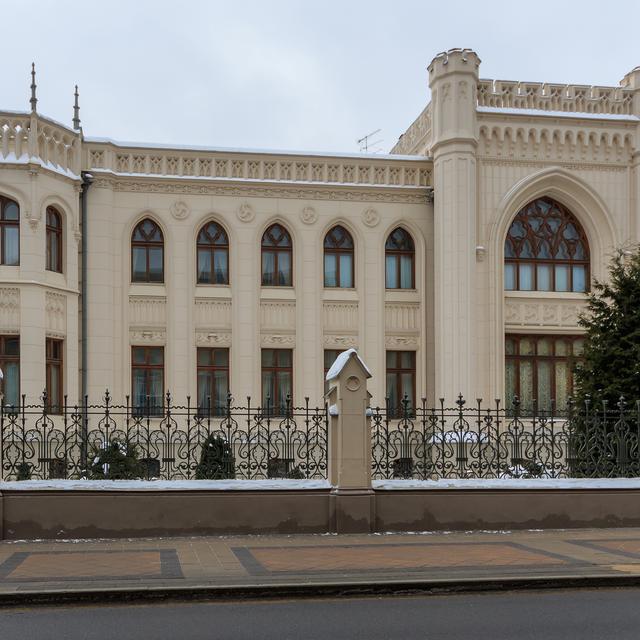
[385,335,419,347]
[194,298,232,328]
[130,329,166,345]
[385,302,420,332]
[504,298,586,328]
[45,291,66,335]
[323,302,358,331]
[261,333,295,347]
[260,301,296,330]
[129,296,166,326]
[91,177,431,204]
[195,331,231,347]
[0,287,20,331]
[323,334,357,348]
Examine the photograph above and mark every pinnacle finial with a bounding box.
[73,84,81,131]
[30,62,37,113]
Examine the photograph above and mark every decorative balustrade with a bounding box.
[0,111,81,178]
[477,79,635,116]
[390,105,432,155]
[85,141,433,188]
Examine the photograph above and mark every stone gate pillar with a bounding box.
[325,349,374,533]
[428,48,480,401]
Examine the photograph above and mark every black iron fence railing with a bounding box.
[371,395,640,480]
[0,392,328,481]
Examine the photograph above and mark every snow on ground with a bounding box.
[372,478,640,490]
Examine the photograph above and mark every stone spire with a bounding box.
[30,63,37,113]
[73,85,81,131]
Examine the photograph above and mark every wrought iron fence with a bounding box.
[371,395,640,479]
[0,392,328,481]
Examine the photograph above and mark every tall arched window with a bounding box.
[324,225,354,288]
[0,196,19,266]
[197,221,229,284]
[131,218,164,283]
[46,206,63,273]
[504,197,589,293]
[261,224,292,286]
[385,228,414,289]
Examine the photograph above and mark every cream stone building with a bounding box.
[0,49,638,414]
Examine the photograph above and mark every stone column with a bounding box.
[428,48,480,402]
[325,349,374,533]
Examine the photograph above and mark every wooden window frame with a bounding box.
[505,334,584,411]
[323,225,355,288]
[261,348,293,415]
[504,197,590,293]
[0,195,19,266]
[0,335,20,407]
[45,338,63,414]
[46,206,63,273]
[131,346,165,416]
[196,221,229,285]
[385,227,415,290]
[385,350,416,416]
[261,224,293,287]
[131,219,164,283]
[196,347,230,416]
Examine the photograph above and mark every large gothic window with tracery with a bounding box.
[504,197,589,293]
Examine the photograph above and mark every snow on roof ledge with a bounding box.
[325,348,372,381]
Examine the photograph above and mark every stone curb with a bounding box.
[1,573,640,606]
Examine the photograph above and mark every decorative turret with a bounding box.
[620,66,640,115]
[427,48,480,153]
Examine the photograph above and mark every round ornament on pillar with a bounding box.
[237,202,255,223]
[346,375,361,391]
[170,200,190,220]
[361,207,379,227]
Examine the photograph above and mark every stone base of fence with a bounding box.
[3,480,640,540]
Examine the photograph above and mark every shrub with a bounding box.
[196,435,235,479]
[88,440,143,479]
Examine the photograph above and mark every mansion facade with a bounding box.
[0,49,638,412]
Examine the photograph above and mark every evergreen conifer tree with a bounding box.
[195,434,235,479]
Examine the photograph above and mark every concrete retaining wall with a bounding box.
[3,485,640,539]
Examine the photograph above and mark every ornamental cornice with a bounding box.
[91,175,432,204]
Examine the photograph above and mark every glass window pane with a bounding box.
[572,265,586,292]
[385,255,397,288]
[261,349,274,367]
[324,254,337,287]
[518,263,534,290]
[555,361,569,410]
[505,338,516,355]
[537,338,552,356]
[213,349,228,366]
[573,339,585,357]
[148,370,163,411]
[197,348,211,366]
[277,252,291,286]
[50,235,60,271]
[278,349,292,367]
[4,202,19,220]
[149,348,163,365]
[3,361,19,407]
[555,340,568,356]
[400,351,413,369]
[132,247,146,281]
[3,226,19,265]
[339,254,353,288]
[519,338,534,356]
[400,255,413,289]
[277,371,291,406]
[197,370,212,409]
[213,370,228,413]
[537,361,552,412]
[197,249,211,283]
[5,337,19,356]
[132,368,147,406]
[386,373,398,409]
[48,365,60,408]
[505,361,516,404]
[555,265,569,292]
[148,247,163,282]
[519,361,533,411]
[504,264,516,290]
[213,250,228,284]
[262,371,275,407]
[132,347,145,364]
[400,372,414,409]
[262,252,275,285]
[386,351,396,368]
[536,264,552,291]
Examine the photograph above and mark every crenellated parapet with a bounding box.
[390,104,431,155]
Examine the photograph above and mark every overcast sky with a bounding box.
[3,0,638,154]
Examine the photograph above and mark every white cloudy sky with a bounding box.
[2,0,638,153]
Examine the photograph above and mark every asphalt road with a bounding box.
[2,588,640,639]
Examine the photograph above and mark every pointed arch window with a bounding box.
[197,221,229,284]
[0,196,19,266]
[261,224,292,286]
[504,197,589,293]
[385,227,415,289]
[324,225,354,288]
[46,206,63,273]
[131,219,164,283]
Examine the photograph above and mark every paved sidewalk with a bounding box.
[3,528,640,603]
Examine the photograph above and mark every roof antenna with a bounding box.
[73,85,81,131]
[30,63,37,113]
[357,129,383,153]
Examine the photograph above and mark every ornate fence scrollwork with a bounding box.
[371,394,640,480]
[0,392,328,481]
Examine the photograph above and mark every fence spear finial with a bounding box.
[30,62,37,113]
[72,84,81,131]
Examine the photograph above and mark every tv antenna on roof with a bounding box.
[357,129,383,153]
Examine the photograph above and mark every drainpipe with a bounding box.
[80,172,93,470]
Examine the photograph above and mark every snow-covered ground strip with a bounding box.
[477,105,640,121]
[0,479,331,491]
[373,478,640,490]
